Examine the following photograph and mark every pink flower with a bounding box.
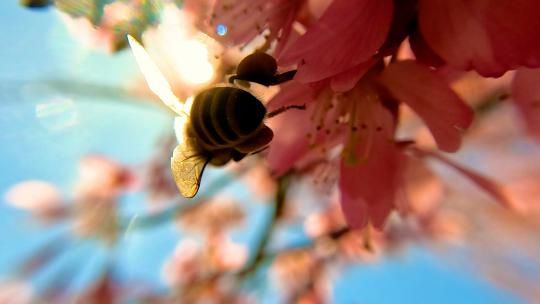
[267,61,473,228]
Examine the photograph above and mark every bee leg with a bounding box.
[209,149,233,166]
[232,150,247,162]
[250,146,269,155]
[235,126,274,153]
[228,75,251,88]
[267,70,297,86]
[266,104,306,118]
[229,70,297,87]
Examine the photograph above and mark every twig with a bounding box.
[237,174,291,278]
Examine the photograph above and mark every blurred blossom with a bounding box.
[143,135,185,204]
[177,197,244,233]
[5,180,62,217]
[0,280,34,304]
[60,12,118,53]
[162,239,201,286]
[424,210,467,243]
[210,238,248,271]
[58,0,161,52]
[304,198,346,238]
[272,249,317,296]
[511,68,540,142]
[73,197,119,244]
[162,237,247,292]
[337,228,384,262]
[75,155,132,201]
[71,155,129,243]
[239,161,277,197]
[402,158,443,218]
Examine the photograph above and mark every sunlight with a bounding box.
[159,6,215,86]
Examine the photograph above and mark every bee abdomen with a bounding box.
[190,89,222,149]
[226,88,267,136]
[190,87,266,151]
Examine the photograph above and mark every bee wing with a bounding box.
[171,142,209,198]
[127,35,185,116]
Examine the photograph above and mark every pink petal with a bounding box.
[266,82,316,176]
[268,0,305,58]
[408,29,445,68]
[330,59,376,92]
[418,0,540,77]
[266,80,315,111]
[378,60,474,152]
[488,0,540,69]
[266,112,310,176]
[512,68,540,142]
[339,140,405,230]
[210,0,270,45]
[197,0,304,47]
[278,0,393,83]
[339,101,405,229]
[413,148,516,209]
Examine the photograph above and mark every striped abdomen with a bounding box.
[189,86,267,153]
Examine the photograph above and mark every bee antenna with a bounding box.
[266,104,306,118]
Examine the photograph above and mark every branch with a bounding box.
[237,174,291,278]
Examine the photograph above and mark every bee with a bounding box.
[127,36,302,198]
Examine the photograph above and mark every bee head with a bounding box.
[234,52,278,86]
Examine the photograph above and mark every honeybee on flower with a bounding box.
[128,36,303,198]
